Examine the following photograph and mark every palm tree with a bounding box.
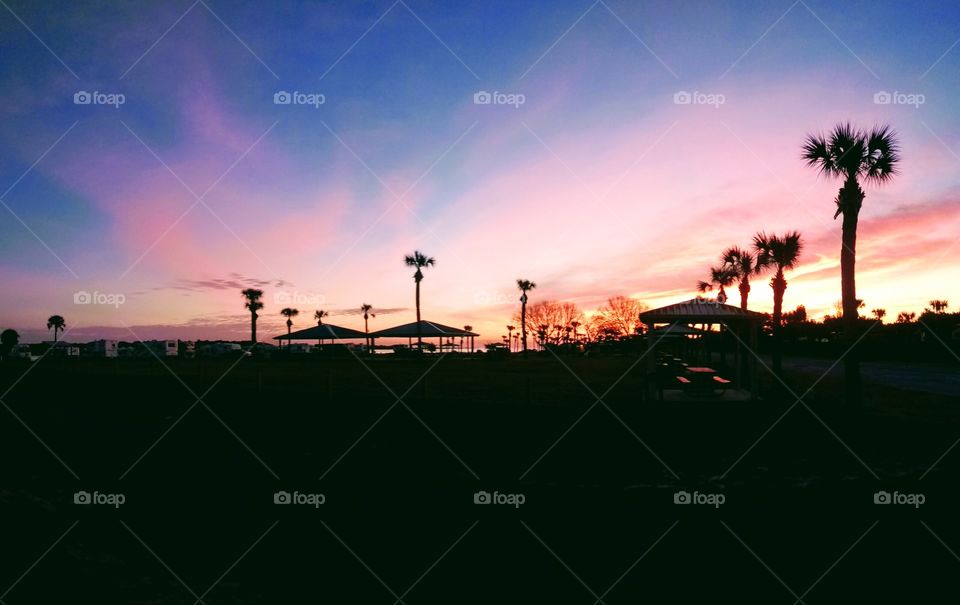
[404,250,435,350]
[516,279,536,355]
[361,303,375,353]
[47,315,65,343]
[314,309,329,347]
[803,123,899,407]
[570,320,581,342]
[463,325,473,353]
[506,325,516,352]
[241,288,264,347]
[754,231,804,375]
[280,308,299,350]
[722,246,761,310]
[697,265,736,303]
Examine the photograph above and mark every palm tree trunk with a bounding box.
[521,301,528,355]
[771,270,786,376]
[415,279,422,349]
[739,279,750,310]
[840,177,864,408]
[251,313,257,346]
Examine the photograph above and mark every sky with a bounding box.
[1,0,959,343]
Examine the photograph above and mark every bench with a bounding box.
[712,376,731,393]
[676,376,691,385]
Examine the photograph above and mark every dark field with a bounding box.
[3,355,960,603]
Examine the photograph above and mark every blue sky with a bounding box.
[2,0,959,341]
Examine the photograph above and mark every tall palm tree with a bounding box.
[722,246,760,310]
[241,288,264,346]
[280,308,299,351]
[516,279,536,355]
[361,303,375,353]
[404,250,435,350]
[47,315,65,343]
[754,231,804,375]
[463,325,473,354]
[506,325,516,352]
[803,123,899,407]
[696,265,736,303]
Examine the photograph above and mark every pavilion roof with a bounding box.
[274,324,368,340]
[368,320,479,338]
[641,298,766,324]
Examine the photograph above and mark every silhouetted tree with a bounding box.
[593,295,647,336]
[928,300,949,314]
[241,288,264,346]
[47,315,65,343]
[280,308,299,350]
[896,311,916,324]
[1,328,19,360]
[722,246,761,310]
[361,304,375,353]
[803,123,899,408]
[314,309,330,347]
[516,279,536,355]
[506,325,516,352]
[697,265,736,304]
[754,230,804,375]
[463,325,473,353]
[404,250,435,350]
[871,308,886,323]
[783,305,807,325]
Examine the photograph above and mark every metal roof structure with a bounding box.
[641,298,766,324]
[647,322,707,336]
[368,320,479,338]
[274,324,369,341]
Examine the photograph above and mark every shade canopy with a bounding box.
[641,298,766,324]
[647,322,707,336]
[368,320,479,339]
[274,324,369,341]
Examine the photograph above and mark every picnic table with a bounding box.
[676,366,731,395]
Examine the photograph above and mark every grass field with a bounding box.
[2,354,959,602]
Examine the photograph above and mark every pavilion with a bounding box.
[273,324,369,348]
[640,298,766,400]
[368,320,479,352]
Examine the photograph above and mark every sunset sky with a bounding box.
[2,0,959,343]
